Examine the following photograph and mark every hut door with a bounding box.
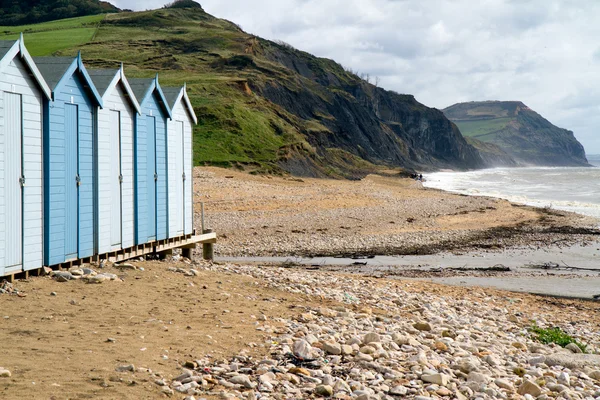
[3,92,23,270]
[65,103,79,260]
[146,115,157,241]
[176,121,185,235]
[110,110,122,247]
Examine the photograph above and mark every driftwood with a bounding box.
[446,264,510,272]
[526,261,600,272]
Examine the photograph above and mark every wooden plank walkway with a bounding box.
[2,232,217,283]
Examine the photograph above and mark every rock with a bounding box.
[323,341,342,355]
[229,375,255,388]
[389,385,408,395]
[341,344,354,355]
[161,386,174,396]
[459,360,479,373]
[494,378,514,390]
[468,371,490,384]
[87,274,109,284]
[52,271,74,282]
[315,384,333,397]
[413,321,432,331]
[116,364,135,372]
[558,371,570,386]
[517,380,542,397]
[288,367,311,376]
[0,369,11,378]
[545,353,600,369]
[529,355,546,365]
[293,339,317,360]
[434,341,448,352]
[588,370,600,381]
[566,343,583,353]
[421,373,450,386]
[362,332,380,344]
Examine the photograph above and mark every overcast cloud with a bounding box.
[112,0,600,153]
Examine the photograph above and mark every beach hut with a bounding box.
[35,53,103,266]
[0,35,51,277]
[129,76,171,245]
[163,84,197,238]
[89,66,141,254]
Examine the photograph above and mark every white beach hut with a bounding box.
[163,84,197,238]
[0,35,51,277]
[89,65,141,254]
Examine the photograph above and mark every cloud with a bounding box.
[112,0,600,153]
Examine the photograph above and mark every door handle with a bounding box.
[182,172,186,181]
[154,173,158,182]
[76,174,81,186]
[119,174,123,183]
[19,175,25,187]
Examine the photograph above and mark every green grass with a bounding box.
[454,117,512,139]
[0,14,106,34]
[530,325,587,352]
[0,14,105,56]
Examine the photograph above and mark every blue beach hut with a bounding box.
[35,53,103,266]
[163,84,197,238]
[0,35,51,277]
[89,66,141,255]
[129,76,171,245]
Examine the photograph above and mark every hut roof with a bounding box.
[32,57,76,90]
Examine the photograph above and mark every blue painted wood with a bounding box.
[146,115,156,240]
[43,62,99,266]
[64,103,78,259]
[134,82,171,245]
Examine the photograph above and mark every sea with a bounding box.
[423,155,600,222]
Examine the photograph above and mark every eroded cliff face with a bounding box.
[252,42,485,174]
[444,101,589,167]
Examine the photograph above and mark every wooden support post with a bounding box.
[182,244,195,260]
[158,249,173,260]
[202,228,214,261]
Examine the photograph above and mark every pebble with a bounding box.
[149,260,600,400]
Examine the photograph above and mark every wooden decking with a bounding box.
[2,231,217,283]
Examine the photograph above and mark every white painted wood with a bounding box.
[3,92,22,269]
[110,110,122,247]
[0,54,44,274]
[97,81,136,253]
[168,95,194,238]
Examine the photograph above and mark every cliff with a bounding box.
[444,101,589,167]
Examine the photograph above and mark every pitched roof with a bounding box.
[128,77,155,103]
[161,86,182,109]
[88,68,119,97]
[0,40,17,60]
[33,56,76,90]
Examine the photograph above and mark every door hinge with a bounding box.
[154,173,158,181]
[76,174,81,186]
[182,172,186,181]
[19,175,26,187]
[119,174,124,183]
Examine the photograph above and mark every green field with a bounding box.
[0,14,105,56]
[453,117,512,139]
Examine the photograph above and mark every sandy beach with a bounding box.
[1,167,600,399]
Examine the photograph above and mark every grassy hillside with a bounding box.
[0,7,484,176]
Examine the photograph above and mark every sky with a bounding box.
[112,0,600,154]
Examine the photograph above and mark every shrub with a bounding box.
[530,325,587,353]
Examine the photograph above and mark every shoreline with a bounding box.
[196,166,600,259]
